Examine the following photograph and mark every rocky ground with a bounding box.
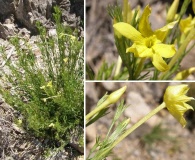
[0,0,84,159]
[86,82,195,160]
[86,0,195,80]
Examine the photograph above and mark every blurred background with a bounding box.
[86,82,195,160]
[86,0,195,79]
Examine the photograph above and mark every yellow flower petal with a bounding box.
[113,22,143,42]
[167,85,189,96]
[154,21,178,41]
[63,58,68,63]
[152,53,169,72]
[152,44,176,58]
[40,85,46,89]
[126,44,151,57]
[47,81,53,88]
[164,85,194,127]
[179,15,195,34]
[139,48,153,58]
[176,95,194,103]
[126,45,137,54]
[168,103,188,127]
[139,5,153,37]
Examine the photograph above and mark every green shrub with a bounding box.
[0,6,84,148]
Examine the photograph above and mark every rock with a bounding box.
[86,123,96,149]
[124,91,161,127]
[140,0,160,6]
[69,126,84,153]
[70,0,84,20]
[101,82,118,91]
[0,0,84,39]
[12,123,25,134]
[14,0,52,33]
[5,157,14,160]
[0,23,16,39]
[18,28,31,39]
[0,0,15,18]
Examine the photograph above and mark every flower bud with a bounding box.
[107,86,127,105]
[173,67,195,80]
[166,0,179,22]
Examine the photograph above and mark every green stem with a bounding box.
[122,0,128,22]
[134,58,146,78]
[86,100,110,122]
[99,102,166,157]
[160,28,195,80]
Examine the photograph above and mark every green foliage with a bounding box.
[87,101,129,160]
[96,61,115,80]
[141,124,171,147]
[0,6,83,149]
[86,93,109,126]
[86,61,129,80]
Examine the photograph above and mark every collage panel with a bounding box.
[86,0,195,80]
[0,0,84,159]
[86,82,195,160]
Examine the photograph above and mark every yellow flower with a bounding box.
[113,5,177,72]
[42,98,47,102]
[59,33,76,41]
[164,85,194,127]
[180,15,195,34]
[40,85,46,89]
[49,123,55,128]
[63,57,68,63]
[47,81,53,88]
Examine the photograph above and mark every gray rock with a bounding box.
[124,91,161,127]
[0,0,83,39]
[0,0,15,18]
[0,23,16,39]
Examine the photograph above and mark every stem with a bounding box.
[86,100,110,122]
[99,102,166,157]
[134,58,146,78]
[114,56,122,77]
[186,41,195,54]
[123,0,128,22]
[160,28,195,80]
